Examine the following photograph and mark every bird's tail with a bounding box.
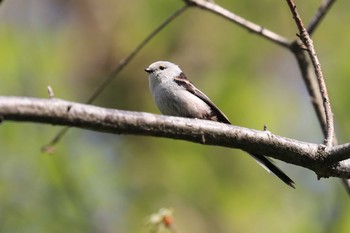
[249,153,295,188]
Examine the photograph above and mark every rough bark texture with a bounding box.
[1,96,350,178]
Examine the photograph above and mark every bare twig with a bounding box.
[286,0,334,146]
[291,43,350,192]
[2,96,350,178]
[183,0,290,48]
[85,5,188,105]
[289,0,336,139]
[307,0,336,35]
[43,5,189,151]
[289,0,349,193]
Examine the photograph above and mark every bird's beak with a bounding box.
[145,67,152,73]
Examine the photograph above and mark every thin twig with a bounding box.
[286,0,334,146]
[307,0,336,35]
[290,0,350,193]
[42,5,189,151]
[290,0,336,136]
[85,5,188,105]
[183,0,290,48]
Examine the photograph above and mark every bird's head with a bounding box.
[145,61,182,82]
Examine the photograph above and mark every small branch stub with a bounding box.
[47,86,55,99]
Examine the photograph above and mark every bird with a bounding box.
[145,61,295,188]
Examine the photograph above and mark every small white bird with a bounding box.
[145,61,295,188]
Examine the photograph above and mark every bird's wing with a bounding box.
[173,72,231,124]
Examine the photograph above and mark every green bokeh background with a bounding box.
[0,0,349,232]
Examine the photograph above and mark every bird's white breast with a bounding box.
[150,78,211,118]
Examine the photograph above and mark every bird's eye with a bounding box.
[159,65,165,70]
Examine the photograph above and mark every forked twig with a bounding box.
[286,0,334,147]
[289,0,348,192]
[290,0,335,138]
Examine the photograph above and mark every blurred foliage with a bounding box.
[0,0,350,232]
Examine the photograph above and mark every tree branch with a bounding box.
[1,96,350,179]
[183,0,290,48]
[307,0,336,35]
[286,0,334,146]
[288,0,350,192]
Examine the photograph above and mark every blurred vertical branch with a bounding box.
[307,0,336,35]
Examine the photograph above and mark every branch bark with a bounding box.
[1,96,350,179]
[286,0,334,146]
[183,0,290,48]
